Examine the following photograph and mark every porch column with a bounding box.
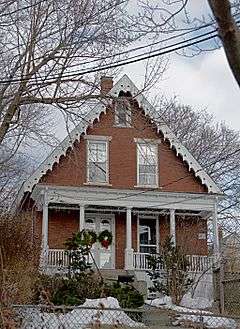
[79,204,85,231]
[40,197,49,268]
[125,206,134,270]
[212,202,220,255]
[42,199,48,251]
[170,209,176,247]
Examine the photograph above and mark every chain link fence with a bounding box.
[12,304,240,329]
[213,255,240,316]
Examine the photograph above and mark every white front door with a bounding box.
[85,214,115,269]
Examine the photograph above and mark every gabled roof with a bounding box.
[19,74,222,197]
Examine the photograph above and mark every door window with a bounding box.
[139,218,157,254]
[85,216,114,269]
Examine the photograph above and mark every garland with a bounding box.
[82,230,97,247]
[98,230,113,249]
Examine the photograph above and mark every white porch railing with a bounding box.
[47,249,70,267]
[47,249,92,268]
[47,249,215,273]
[186,254,215,272]
[133,252,215,272]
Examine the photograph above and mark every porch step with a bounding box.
[100,269,148,298]
[100,269,135,281]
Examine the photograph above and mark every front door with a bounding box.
[85,214,115,269]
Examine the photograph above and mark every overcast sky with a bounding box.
[123,47,240,131]
[120,0,240,132]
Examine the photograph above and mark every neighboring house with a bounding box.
[18,75,222,276]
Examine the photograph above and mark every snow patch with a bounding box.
[180,293,213,309]
[146,296,237,329]
[20,297,144,328]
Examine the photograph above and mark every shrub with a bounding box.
[106,282,144,309]
[36,272,103,305]
[0,212,40,327]
[147,236,193,305]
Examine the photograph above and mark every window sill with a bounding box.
[113,124,132,128]
[134,185,159,189]
[83,182,112,187]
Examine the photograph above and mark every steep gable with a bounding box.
[19,75,221,199]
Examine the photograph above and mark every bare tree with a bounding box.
[0,0,138,145]
[0,0,143,204]
[156,101,240,234]
[134,0,240,88]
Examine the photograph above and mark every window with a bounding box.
[115,98,131,127]
[137,143,158,186]
[87,140,108,183]
[139,218,157,254]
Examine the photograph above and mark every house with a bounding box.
[18,75,222,277]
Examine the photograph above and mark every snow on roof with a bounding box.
[20,74,221,197]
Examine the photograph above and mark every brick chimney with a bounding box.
[100,76,113,94]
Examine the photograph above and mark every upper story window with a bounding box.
[136,141,159,187]
[86,137,110,184]
[115,98,131,127]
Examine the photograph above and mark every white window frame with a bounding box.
[85,136,111,185]
[114,98,131,127]
[137,215,160,253]
[135,140,159,188]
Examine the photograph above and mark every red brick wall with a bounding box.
[40,107,207,193]
[176,217,208,255]
[48,209,79,249]
[159,215,208,255]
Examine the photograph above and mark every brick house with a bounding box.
[18,75,222,275]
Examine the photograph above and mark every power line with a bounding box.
[1,13,240,85]
[0,28,220,85]
[28,9,240,70]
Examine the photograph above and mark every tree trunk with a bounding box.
[208,0,240,88]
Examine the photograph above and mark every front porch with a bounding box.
[33,185,220,273]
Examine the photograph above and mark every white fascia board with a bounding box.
[20,74,221,201]
[32,184,221,212]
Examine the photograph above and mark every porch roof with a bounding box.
[32,184,220,212]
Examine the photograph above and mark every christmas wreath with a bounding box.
[98,230,113,249]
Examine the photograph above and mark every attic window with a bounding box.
[115,98,131,127]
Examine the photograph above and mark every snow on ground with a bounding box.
[180,293,213,309]
[146,296,237,329]
[21,297,144,329]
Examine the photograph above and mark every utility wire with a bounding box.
[1,13,240,85]
[0,28,220,85]
[25,10,240,70]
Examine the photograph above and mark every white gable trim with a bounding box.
[19,75,221,199]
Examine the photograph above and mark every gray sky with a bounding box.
[121,0,240,131]
[123,47,240,131]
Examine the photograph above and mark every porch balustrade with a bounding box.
[133,252,215,272]
[47,249,215,273]
[47,249,91,268]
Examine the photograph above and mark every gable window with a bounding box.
[137,142,158,187]
[87,139,108,184]
[115,98,131,127]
